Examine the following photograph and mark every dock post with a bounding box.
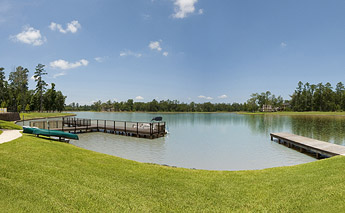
[114,121,116,134]
[74,120,76,134]
[104,120,106,133]
[97,120,99,132]
[150,123,152,139]
[137,122,139,137]
[271,135,273,141]
[124,122,127,135]
[158,122,160,136]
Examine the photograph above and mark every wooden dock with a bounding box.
[270,132,345,158]
[29,117,167,139]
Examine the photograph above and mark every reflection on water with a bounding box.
[65,112,345,171]
[245,115,292,136]
[244,115,345,145]
[289,116,345,145]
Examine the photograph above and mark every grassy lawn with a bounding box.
[237,111,345,116]
[0,130,2,135]
[1,135,345,211]
[0,120,22,130]
[20,112,75,120]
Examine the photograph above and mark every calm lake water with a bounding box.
[62,112,344,170]
[21,112,345,170]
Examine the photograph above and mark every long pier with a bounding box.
[270,132,345,158]
[29,117,166,139]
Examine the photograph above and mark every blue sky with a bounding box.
[1,0,345,104]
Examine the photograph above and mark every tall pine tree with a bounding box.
[34,64,47,112]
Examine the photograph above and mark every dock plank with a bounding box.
[270,132,345,157]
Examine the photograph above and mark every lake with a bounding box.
[19,112,345,170]
[43,112,340,171]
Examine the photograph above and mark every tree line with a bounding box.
[65,99,248,112]
[66,81,345,113]
[0,64,66,112]
[290,81,345,111]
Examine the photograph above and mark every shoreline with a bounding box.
[67,110,345,117]
[65,111,236,114]
[236,111,345,116]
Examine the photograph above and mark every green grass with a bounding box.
[20,112,75,120]
[0,130,2,135]
[1,135,345,211]
[0,120,22,130]
[237,111,345,116]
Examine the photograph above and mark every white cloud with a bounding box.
[135,96,144,100]
[149,41,169,56]
[173,0,198,19]
[198,95,213,100]
[198,9,204,14]
[281,42,287,48]
[49,20,81,34]
[218,94,228,99]
[30,75,37,81]
[10,26,46,46]
[149,41,162,51]
[120,50,142,58]
[50,59,89,70]
[53,72,66,78]
[94,56,107,62]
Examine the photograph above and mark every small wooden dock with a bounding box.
[270,132,345,158]
[29,117,167,139]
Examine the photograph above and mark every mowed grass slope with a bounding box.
[20,112,75,120]
[1,135,345,212]
[0,120,22,130]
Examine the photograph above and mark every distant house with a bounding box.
[261,105,274,112]
[261,105,286,112]
[0,108,7,113]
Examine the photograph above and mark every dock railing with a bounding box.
[64,117,166,138]
[63,117,91,127]
[30,120,63,129]
[28,117,166,139]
